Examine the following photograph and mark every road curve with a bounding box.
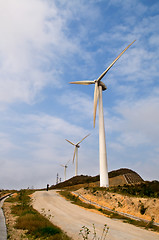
[32,190,159,240]
[0,198,7,240]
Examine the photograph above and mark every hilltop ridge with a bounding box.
[50,168,144,190]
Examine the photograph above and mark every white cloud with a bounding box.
[0,0,80,106]
[106,98,158,147]
[58,90,93,122]
[113,95,159,144]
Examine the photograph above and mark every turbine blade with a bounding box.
[70,80,94,85]
[93,82,99,128]
[97,40,136,82]
[65,139,75,146]
[77,133,90,145]
[73,147,77,163]
[66,159,70,165]
[60,164,65,167]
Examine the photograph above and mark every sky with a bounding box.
[0,0,159,189]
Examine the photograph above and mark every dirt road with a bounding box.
[32,190,159,240]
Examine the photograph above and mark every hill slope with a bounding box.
[50,168,144,189]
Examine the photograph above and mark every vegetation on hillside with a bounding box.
[0,190,8,198]
[0,189,15,199]
[108,181,159,198]
[108,168,143,179]
[50,168,143,189]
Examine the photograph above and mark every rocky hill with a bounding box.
[50,168,144,190]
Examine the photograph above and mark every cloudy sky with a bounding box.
[0,0,159,189]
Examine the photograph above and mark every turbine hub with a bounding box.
[76,145,80,148]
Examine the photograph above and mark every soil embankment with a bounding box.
[75,188,159,223]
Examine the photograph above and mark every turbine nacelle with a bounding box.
[94,80,107,91]
[98,81,107,91]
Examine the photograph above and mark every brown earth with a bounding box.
[75,188,159,223]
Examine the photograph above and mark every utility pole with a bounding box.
[56,173,59,185]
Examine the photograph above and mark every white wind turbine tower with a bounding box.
[60,160,70,181]
[65,134,90,176]
[70,40,136,187]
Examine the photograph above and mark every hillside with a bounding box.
[75,187,159,223]
[50,168,144,190]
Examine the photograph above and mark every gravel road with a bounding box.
[32,190,159,240]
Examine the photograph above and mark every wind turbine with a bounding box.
[60,160,70,181]
[70,40,136,187]
[65,134,90,176]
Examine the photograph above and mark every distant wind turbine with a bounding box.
[60,160,70,181]
[70,40,136,187]
[65,134,90,176]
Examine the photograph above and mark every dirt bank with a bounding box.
[76,188,159,223]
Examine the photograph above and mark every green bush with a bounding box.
[108,181,159,198]
[39,226,60,235]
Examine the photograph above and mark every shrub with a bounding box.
[108,181,159,198]
[140,203,147,215]
[79,224,109,240]
[118,201,123,208]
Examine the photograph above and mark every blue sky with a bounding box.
[0,0,159,189]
